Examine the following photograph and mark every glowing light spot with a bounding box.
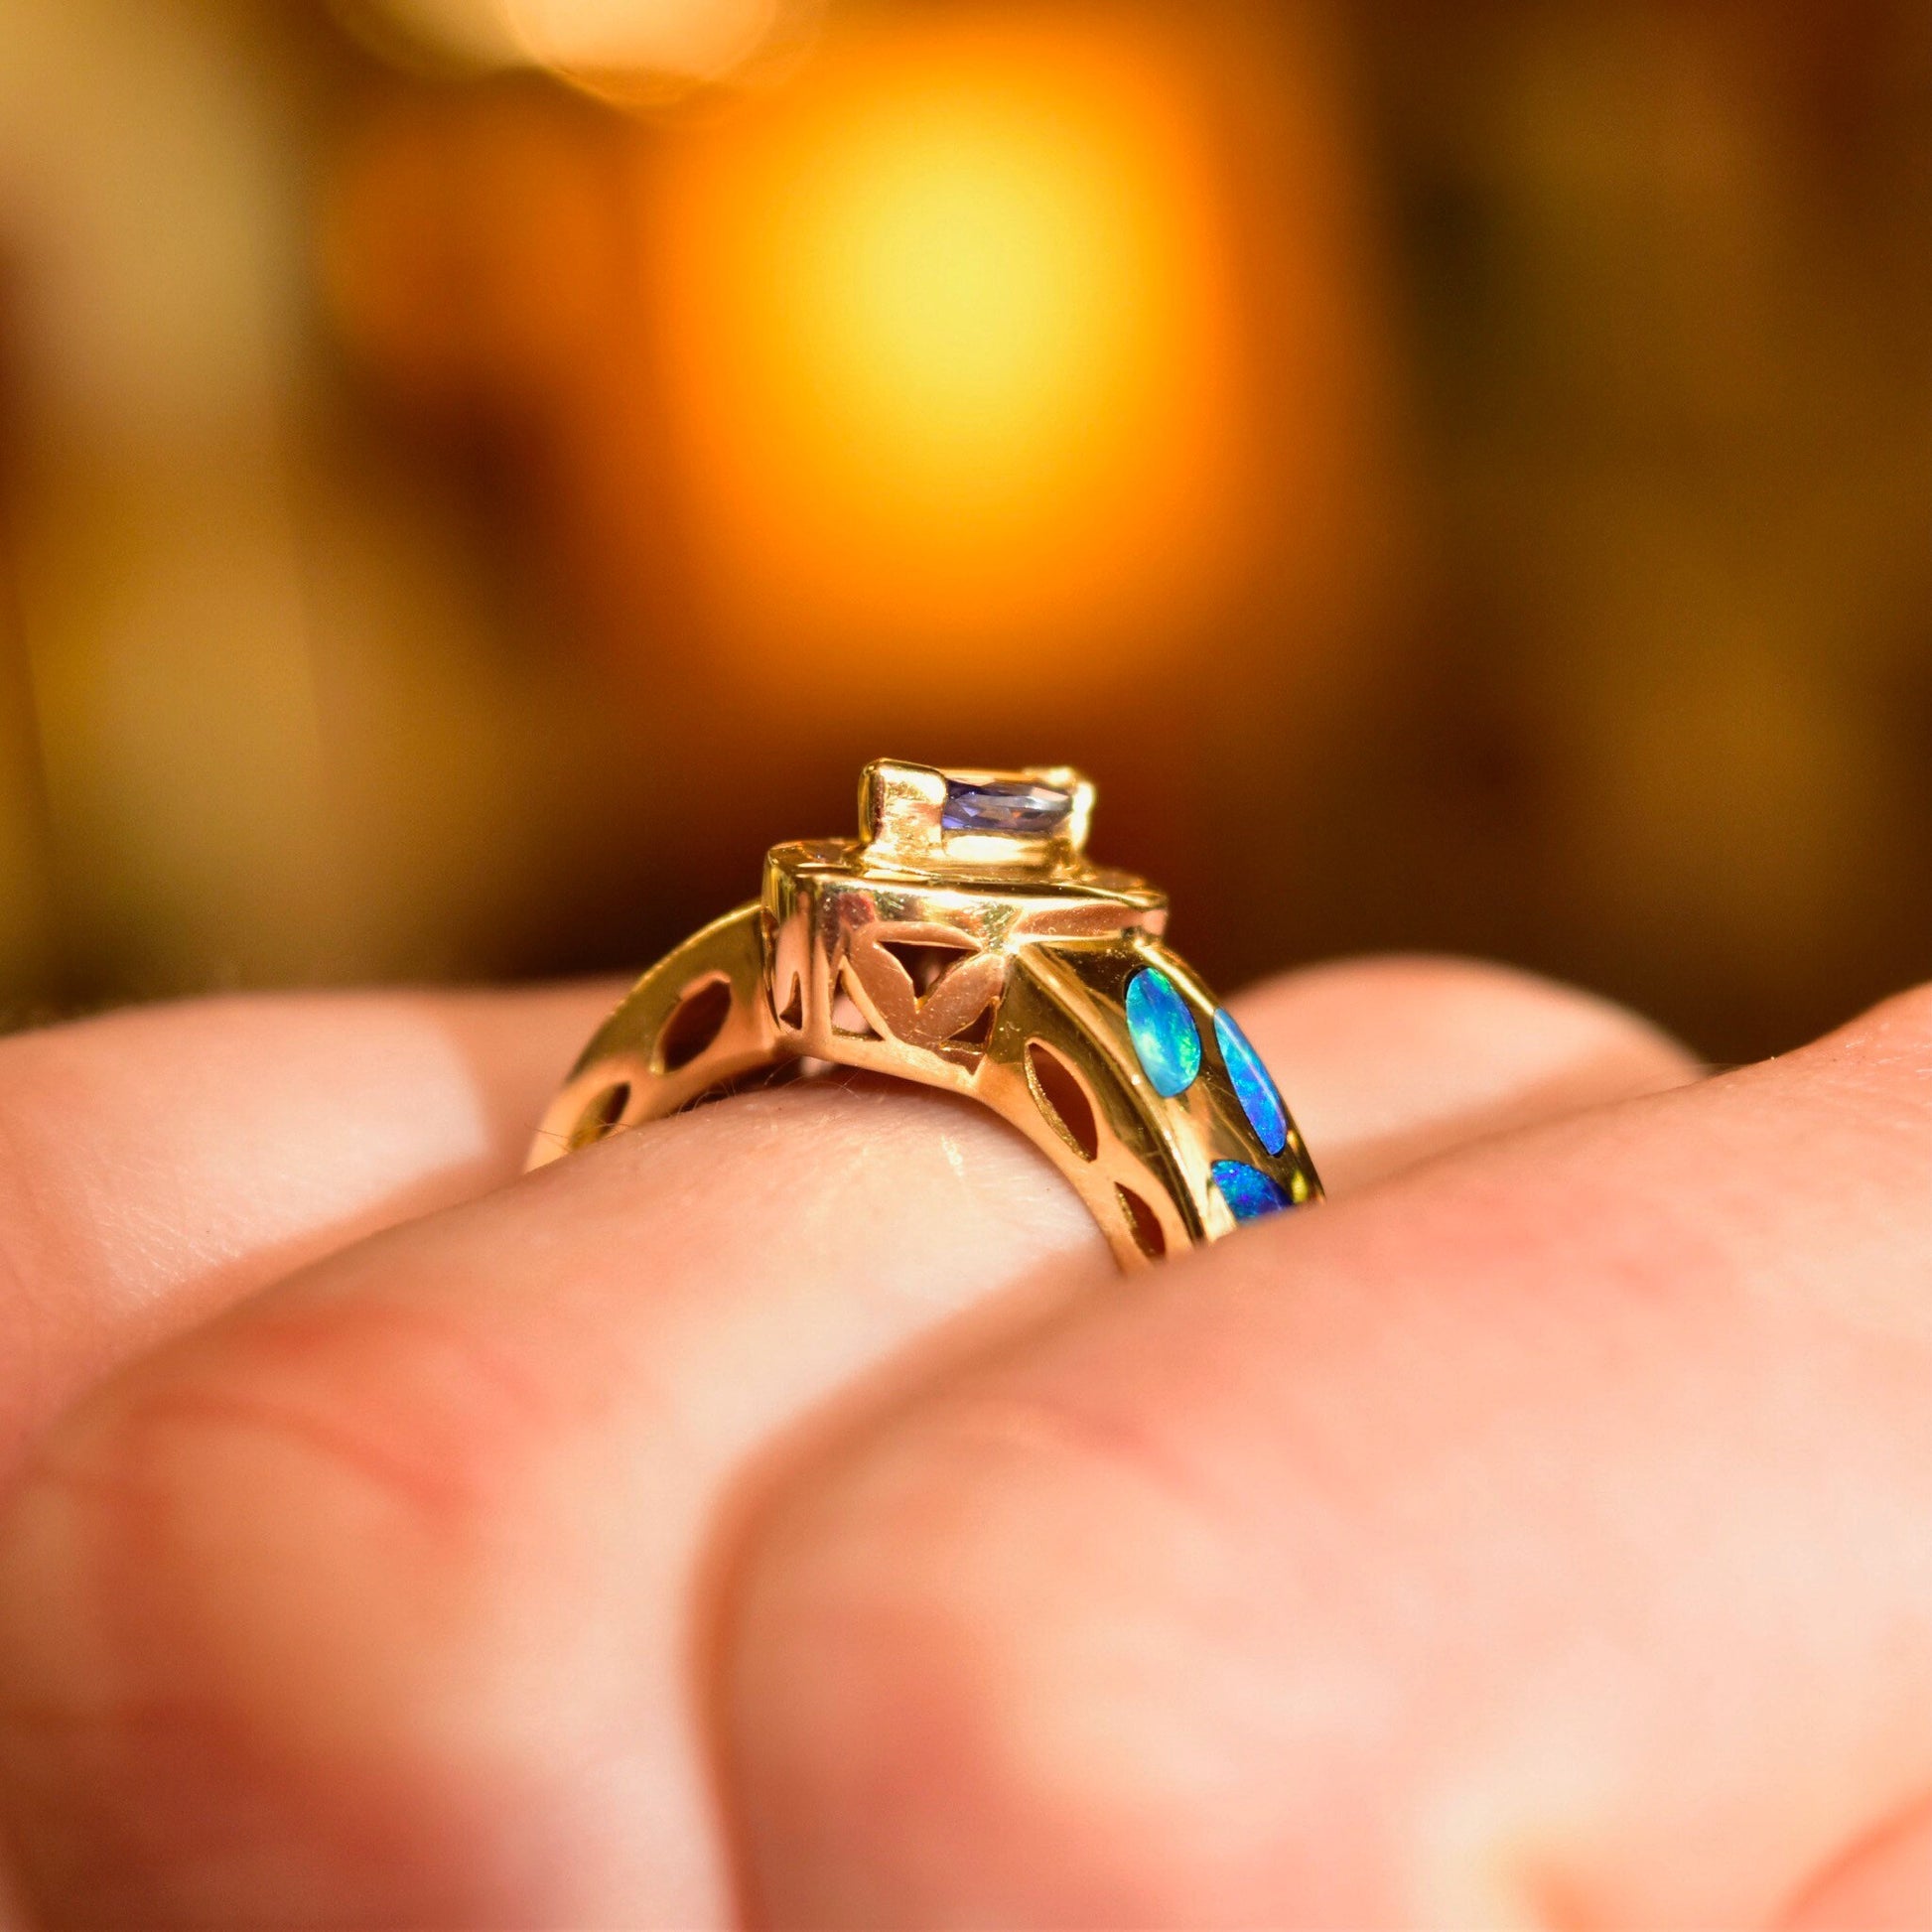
[356,0,802,89]
[651,15,1252,684]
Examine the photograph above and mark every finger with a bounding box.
[1249,952,1695,1191]
[723,987,1932,1928]
[0,983,618,1465]
[0,960,1691,1927]
[1784,1796,1932,1931]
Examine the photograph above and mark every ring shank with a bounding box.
[529,893,1319,1271]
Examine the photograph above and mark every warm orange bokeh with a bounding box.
[650,11,1253,684]
[345,0,814,91]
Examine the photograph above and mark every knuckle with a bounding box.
[737,1375,1635,1925]
[0,1291,562,1743]
[734,1382,1357,1915]
[751,1380,1202,1637]
[0,1294,565,1919]
[117,1294,556,1554]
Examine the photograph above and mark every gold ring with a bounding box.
[529,759,1321,1268]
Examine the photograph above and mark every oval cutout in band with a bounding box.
[1025,1039,1100,1161]
[569,1081,631,1151]
[656,976,735,1073]
[1116,1183,1167,1259]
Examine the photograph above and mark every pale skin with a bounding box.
[0,961,1924,1926]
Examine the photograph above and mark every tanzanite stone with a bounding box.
[1213,1009,1289,1156]
[1125,967,1201,1096]
[1211,1159,1293,1222]
[940,778,1072,837]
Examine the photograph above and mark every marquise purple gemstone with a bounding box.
[941,778,1073,837]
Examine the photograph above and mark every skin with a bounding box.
[0,959,1921,1926]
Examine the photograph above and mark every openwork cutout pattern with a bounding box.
[656,976,735,1073]
[831,965,883,1038]
[951,1004,995,1048]
[569,1081,630,1151]
[880,937,977,996]
[1116,1184,1167,1260]
[1025,1038,1099,1161]
[841,921,1006,1068]
[776,973,804,1030]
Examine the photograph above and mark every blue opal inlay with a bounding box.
[1214,1010,1289,1156]
[941,778,1072,837]
[1211,1159,1293,1222]
[1125,967,1202,1097]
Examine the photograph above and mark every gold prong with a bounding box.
[858,759,947,866]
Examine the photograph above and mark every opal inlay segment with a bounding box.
[940,779,1072,837]
[1125,967,1202,1097]
[1213,1010,1290,1156]
[1211,1159,1292,1221]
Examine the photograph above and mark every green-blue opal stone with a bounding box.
[1213,1010,1289,1156]
[1211,1159,1292,1221]
[1125,967,1201,1096]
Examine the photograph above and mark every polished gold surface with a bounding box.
[530,759,1319,1268]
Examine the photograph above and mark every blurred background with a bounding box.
[0,0,1927,1062]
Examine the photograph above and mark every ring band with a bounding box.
[529,759,1321,1269]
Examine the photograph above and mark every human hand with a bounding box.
[0,960,1923,1926]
